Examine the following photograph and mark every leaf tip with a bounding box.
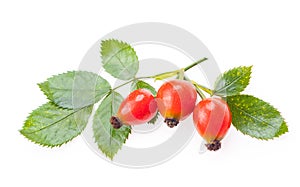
[275,121,289,138]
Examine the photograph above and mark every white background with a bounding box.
[1,0,299,186]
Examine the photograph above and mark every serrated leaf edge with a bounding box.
[100,39,139,80]
[92,91,131,160]
[38,71,111,109]
[214,66,252,96]
[228,94,288,140]
[147,112,160,125]
[19,102,93,147]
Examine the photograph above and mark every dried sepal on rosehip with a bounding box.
[156,80,197,128]
[193,97,231,151]
[110,89,158,129]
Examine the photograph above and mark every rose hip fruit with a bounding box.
[110,89,158,129]
[156,80,197,128]
[193,97,231,151]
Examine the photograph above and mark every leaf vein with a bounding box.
[215,72,246,93]
[24,106,87,134]
[232,104,279,130]
[104,46,133,75]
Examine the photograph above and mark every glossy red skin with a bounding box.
[156,80,197,121]
[193,97,231,143]
[117,89,157,125]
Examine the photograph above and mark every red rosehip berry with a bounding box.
[110,89,158,129]
[193,97,231,151]
[156,80,197,128]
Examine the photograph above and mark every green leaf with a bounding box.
[38,71,111,109]
[38,81,53,101]
[20,102,93,147]
[93,91,131,159]
[147,112,160,125]
[227,95,288,140]
[131,80,157,96]
[213,66,252,97]
[101,39,139,80]
[275,121,288,137]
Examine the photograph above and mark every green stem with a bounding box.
[112,76,153,91]
[112,57,210,91]
[148,70,179,80]
[112,79,136,91]
[191,80,213,96]
[184,57,208,71]
[186,79,205,99]
[196,87,206,100]
[197,84,213,95]
[150,57,208,80]
[178,68,185,80]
